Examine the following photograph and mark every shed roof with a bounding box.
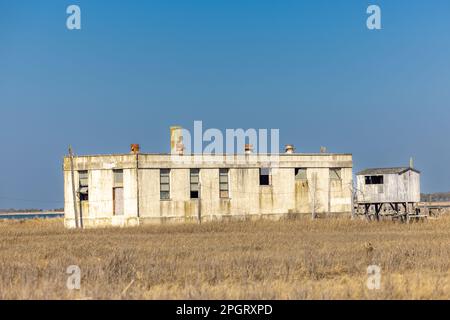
[356,167,420,175]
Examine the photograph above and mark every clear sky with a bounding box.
[1,0,449,209]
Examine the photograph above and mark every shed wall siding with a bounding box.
[356,170,420,203]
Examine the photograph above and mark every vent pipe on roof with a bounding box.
[285,144,295,154]
[410,157,414,168]
[130,144,140,154]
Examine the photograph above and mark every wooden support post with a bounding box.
[311,173,317,220]
[378,203,384,220]
[365,204,370,221]
[79,194,83,229]
[328,177,331,216]
[393,203,403,222]
[351,188,356,220]
[68,146,79,229]
[375,204,380,221]
[405,202,411,224]
[198,182,202,224]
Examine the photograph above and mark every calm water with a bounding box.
[0,213,64,220]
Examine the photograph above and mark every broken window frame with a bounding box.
[160,169,171,200]
[190,169,200,199]
[330,168,342,181]
[219,168,230,198]
[78,170,89,201]
[113,169,124,187]
[259,167,272,186]
[295,168,307,181]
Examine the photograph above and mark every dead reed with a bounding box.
[0,216,449,299]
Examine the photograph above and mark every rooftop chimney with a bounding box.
[409,157,414,168]
[285,144,295,154]
[170,126,184,155]
[130,144,140,154]
[245,144,253,155]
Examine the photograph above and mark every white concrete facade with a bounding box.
[63,153,353,228]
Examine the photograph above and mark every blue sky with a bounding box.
[1,0,449,208]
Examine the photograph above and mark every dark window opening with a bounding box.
[365,175,384,185]
[190,191,199,199]
[259,168,271,186]
[79,193,89,201]
[190,169,200,199]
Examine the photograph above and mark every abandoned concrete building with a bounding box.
[63,128,353,228]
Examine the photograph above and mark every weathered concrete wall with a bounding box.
[64,153,353,227]
[89,169,113,219]
[63,170,77,228]
[139,168,199,222]
[294,178,310,213]
[138,169,159,218]
[330,167,353,212]
[124,169,138,218]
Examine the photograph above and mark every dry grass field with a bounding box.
[1,216,450,300]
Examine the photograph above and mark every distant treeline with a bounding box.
[421,193,450,202]
[0,208,64,213]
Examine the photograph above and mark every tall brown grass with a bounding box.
[0,216,449,299]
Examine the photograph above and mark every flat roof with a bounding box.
[357,167,420,175]
[65,152,353,158]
